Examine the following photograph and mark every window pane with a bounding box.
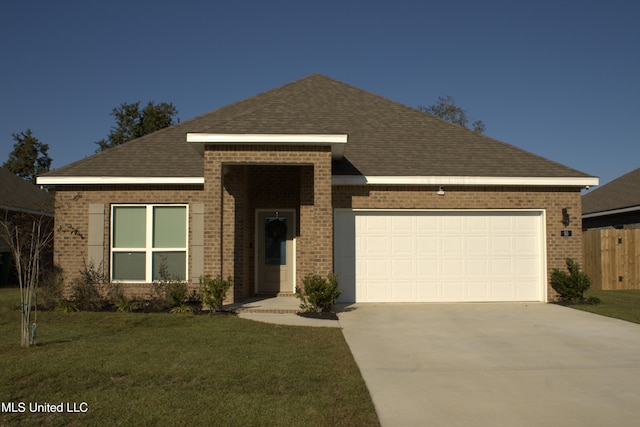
[153,252,186,281]
[264,218,287,265]
[113,252,146,281]
[153,206,186,248]
[113,207,146,248]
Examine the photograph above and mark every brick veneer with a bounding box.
[52,177,582,303]
[333,185,584,301]
[204,145,334,302]
[53,185,204,297]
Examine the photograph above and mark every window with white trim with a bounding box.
[111,204,188,282]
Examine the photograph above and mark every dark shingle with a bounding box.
[42,74,593,179]
[582,167,640,214]
[0,167,53,214]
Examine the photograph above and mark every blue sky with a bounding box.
[1,0,638,186]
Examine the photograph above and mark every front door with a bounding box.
[256,210,295,294]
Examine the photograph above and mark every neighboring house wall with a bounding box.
[582,210,640,230]
[333,185,583,301]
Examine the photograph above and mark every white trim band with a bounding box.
[332,175,599,187]
[36,176,205,185]
[186,133,348,159]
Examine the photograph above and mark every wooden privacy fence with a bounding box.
[583,228,640,290]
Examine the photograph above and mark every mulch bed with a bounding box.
[296,311,339,320]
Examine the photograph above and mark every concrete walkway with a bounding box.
[226,296,340,327]
[337,303,640,427]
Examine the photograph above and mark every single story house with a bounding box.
[0,166,54,285]
[582,167,640,230]
[38,74,597,303]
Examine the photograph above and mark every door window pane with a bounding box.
[113,207,146,248]
[113,252,146,280]
[265,218,287,265]
[153,206,187,248]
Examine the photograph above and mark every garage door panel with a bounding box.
[335,210,544,303]
[417,259,438,276]
[467,236,489,254]
[442,236,463,254]
[417,236,438,254]
[391,259,414,277]
[467,259,489,276]
[391,215,414,232]
[466,281,491,299]
[442,281,465,299]
[392,236,414,254]
[391,281,414,300]
[442,216,464,231]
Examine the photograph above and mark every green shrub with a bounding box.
[200,275,232,313]
[585,295,602,305]
[170,304,193,314]
[55,299,79,313]
[296,273,342,313]
[115,297,140,313]
[551,258,592,304]
[167,281,188,307]
[70,261,110,311]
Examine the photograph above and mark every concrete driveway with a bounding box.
[337,303,640,427]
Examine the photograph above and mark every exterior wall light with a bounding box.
[437,186,445,196]
[562,207,570,227]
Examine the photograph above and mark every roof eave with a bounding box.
[582,205,640,219]
[332,175,599,187]
[36,176,205,185]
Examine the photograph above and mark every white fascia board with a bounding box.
[582,205,640,219]
[186,133,348,159]
[332,175,599,187]
[36,176,205,185]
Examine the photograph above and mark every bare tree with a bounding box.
[0,210,54,347]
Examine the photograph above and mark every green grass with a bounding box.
[570,289,640,324]
[0,289,379,426]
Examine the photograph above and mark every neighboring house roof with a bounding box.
[40,74,595,185]
[0,167,53,215]
[582,167,640,217]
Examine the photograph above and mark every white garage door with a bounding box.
[334,210,546,303]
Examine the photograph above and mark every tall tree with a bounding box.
[95,101,179,151]
[3,129,52,184]
[419,96,486,133]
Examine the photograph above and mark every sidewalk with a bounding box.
[226,296,341,328]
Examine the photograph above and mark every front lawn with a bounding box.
[570,289,640,324]
[0,288,379,426]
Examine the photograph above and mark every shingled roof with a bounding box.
[583,167,640,215]
[41,74,594,181]
[0,167,53,214]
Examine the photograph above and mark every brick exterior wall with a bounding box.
[333,185,584,301]
[204,145,333,302]
[51,170,582,303]
[53,185,204,297]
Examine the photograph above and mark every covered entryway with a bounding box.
[334,209,546,302]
